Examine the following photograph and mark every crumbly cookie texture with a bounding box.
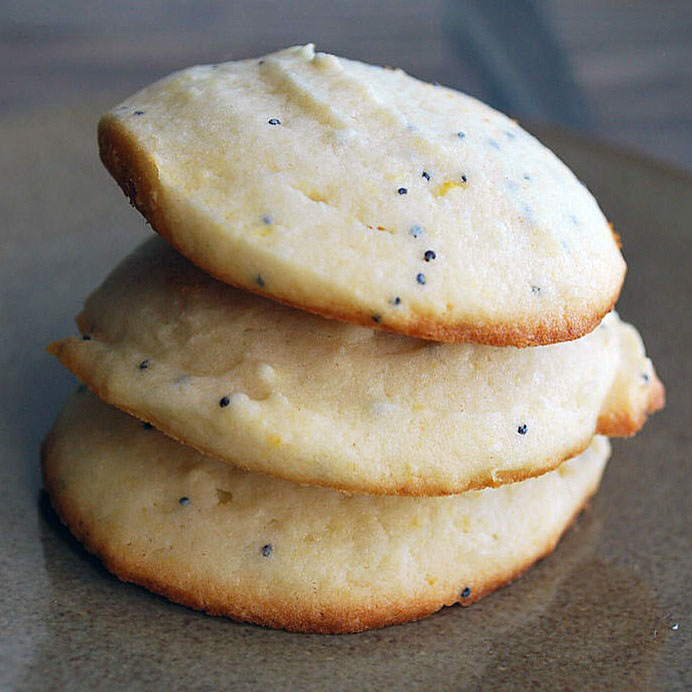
[48,238,663,496]
[98,44,625,346]
[42,392,610,634]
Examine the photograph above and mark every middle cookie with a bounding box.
[49,237,663,495]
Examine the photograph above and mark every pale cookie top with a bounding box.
[43,391,610,633]
[98,44,626,346]
[48,239,663,496]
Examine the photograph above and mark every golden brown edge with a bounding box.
[97,114,625,348]
[596,370,665,437]
[41,429,602,635]
[46,335,662,496]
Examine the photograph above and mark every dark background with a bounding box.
[2,0,691,169]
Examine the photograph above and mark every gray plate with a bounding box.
[0,103,689,691]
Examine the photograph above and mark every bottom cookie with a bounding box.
[42,391,610,634]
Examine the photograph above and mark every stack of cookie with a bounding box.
[44,45,664,634]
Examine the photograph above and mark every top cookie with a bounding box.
[98,44,625,346]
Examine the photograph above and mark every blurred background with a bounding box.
[2,0,691,169]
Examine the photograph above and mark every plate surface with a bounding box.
[0,102,689,690]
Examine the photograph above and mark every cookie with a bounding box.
[48,238,663,496]
[42,391,611,634]
[98,44,625,347]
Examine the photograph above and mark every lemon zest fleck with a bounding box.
[435,180,467,196]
